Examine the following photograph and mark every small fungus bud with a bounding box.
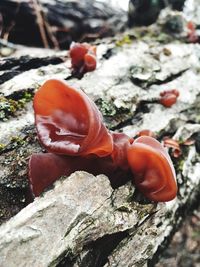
[159,89,179,107]
[69,42,97,76]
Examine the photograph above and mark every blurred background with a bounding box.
[0,0,191,50]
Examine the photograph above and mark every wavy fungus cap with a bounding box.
[33,79,113,156]
[127,136,177,202]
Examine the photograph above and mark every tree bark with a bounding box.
[0,20,200,266]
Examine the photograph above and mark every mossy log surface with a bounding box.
[0,26,200,267]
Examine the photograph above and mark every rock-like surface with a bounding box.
[0,23,200,266]
[0,145,199,267]
[0,171,151,267]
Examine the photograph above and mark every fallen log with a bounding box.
[0,20,200,266]
[0,0,127,49]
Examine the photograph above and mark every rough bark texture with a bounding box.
[0,14,200,267]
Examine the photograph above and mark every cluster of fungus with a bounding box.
[69,42,97,76]
[29,79,177,202]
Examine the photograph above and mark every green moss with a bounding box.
[130,25,179,45]
[176,158,185,172]
[0,125,37,156]
[0,90,34,121]
[21,91,33,102]
[0,132,38,189]
[95,98,131,129]
[155,32,173,43]
[0,97,18,121]
[10,136,26,146]
[116,35,132,47]
[95,98,116,117]
[1,136,26,154]
[0,143,5,152]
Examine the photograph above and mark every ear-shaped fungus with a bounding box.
[163,137,181,158]
[127,136,177,202]
[29,79,177,202]
[33,79,113,157]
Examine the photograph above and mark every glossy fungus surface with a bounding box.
[163,137,182,158]
[159,89,179,107]
[136,129,156,138]
[127,136,177,202]
[111,132,133,170]
[29,153,73,197]
[69,42,97,75]
[34,79,113,157]
[29,79,178,202]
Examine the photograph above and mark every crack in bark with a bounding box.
[64,212,93,238]
[57,231,129,267]
[57,190,157,267]
[83,211,157,267]
[149,68,189,86]
[130,68,189,88]
[0,55,64,84]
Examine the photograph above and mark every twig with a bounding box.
[32,0,49,48]
[43,17,60,50]
[35,0,60,50]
